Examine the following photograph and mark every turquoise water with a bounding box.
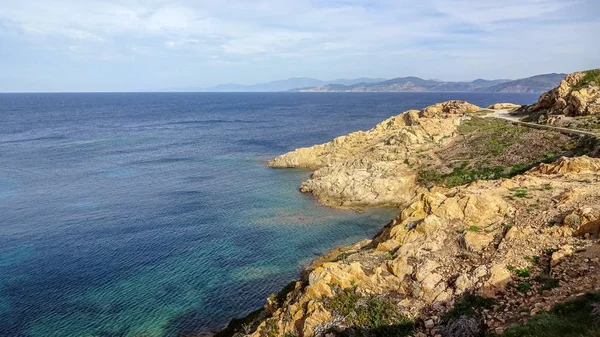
[0,92,539,337]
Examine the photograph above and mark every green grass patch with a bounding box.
[418,163,531,188]
[325,286,413,334]
[499,292,600,337]
[574,69,600,90]
[516,267,531,278]
[467,225,480,232]
[516,282,532,293]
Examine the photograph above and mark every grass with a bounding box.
[419,163,531,188]
[498,292,600,337]
[325,286,413,335]
[467,225,480,232]
[416,117,586,188]
[515,282,532,293]
[515,267,531,278]
[574,69,600,90]
[512,189,529,198]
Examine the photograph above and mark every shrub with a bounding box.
[516,267,530,278]
[325,286,413,331]
[516,282,532,293]
[502,292,600,337]
[443,315,483,337]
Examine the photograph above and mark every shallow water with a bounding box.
[0,92,539,337]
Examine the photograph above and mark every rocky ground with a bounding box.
[513,69,600,132]
[215,71,600,337]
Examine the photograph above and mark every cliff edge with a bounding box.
[217,70,600,337]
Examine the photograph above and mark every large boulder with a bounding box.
[420,100,480,117]
[534,70,600,116]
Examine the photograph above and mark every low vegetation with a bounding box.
[574,69,600,89]
[324,286,414,336]
[497,292,600,337]
[417,118,579,187]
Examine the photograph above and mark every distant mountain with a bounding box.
[197,77,387,92]
[291,76,508,93]
[471,79,512,88]
[476,73,567,93]
[293,74,564,93]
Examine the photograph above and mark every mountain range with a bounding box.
[291,73,566,93]
[188,77,387,92]
[183,73,566,93]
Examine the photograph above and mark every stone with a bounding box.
[464,231,495,252]
[425,319,435,329]
[529,156,600,175]
[487,103,522,110]
[551,245,574,267]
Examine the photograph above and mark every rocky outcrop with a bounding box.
[532,70,600,117]
[244,156,600,337]
[268,101,480,208]
[529,155,600,175]
[487,103,522,110]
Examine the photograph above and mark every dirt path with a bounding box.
[485,109,598,138]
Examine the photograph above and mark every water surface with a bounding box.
[0,92,539,337]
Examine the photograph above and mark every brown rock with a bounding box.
[464,231,495,252]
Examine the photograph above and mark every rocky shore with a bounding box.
[217,70,600,337]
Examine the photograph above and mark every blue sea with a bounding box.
[0,92,539,337]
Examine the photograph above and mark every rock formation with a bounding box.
[486,103,522,110]
[268,100,480,208]
[244,157,600,337]
[216,76,600,337]
[534,70,600,116]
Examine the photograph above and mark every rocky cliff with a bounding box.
[222,157,600,337]
[216,74,600,337]
[515,69,600,131]
[267,101,479,209]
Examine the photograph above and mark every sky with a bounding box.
[0,0,599,92]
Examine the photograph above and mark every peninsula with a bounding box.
[217,69,600,337]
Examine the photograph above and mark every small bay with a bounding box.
[0,92,538,337]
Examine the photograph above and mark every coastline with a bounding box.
[215,70,600,337]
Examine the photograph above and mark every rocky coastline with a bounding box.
[216,70,600,337]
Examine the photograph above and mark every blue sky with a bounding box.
[0,0,599,92]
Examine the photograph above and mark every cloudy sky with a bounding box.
[1,0,598,92]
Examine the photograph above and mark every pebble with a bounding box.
[425,319,435,330]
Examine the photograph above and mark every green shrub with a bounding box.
[325,286,413,331]
[516,267,531,278]
[574,69,600,89]
[501,292,600,337]
[516,282,532,293]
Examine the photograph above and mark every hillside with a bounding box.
[478,73,568,93]
[215,70,600,337]
[198,77,386,92]
[513,68,600,132]
[293,74,562,93]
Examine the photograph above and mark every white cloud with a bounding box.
[0,0,598,90]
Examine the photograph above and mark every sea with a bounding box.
[0,92,539,337]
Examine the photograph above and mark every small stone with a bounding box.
[495,327,505,334]
[425,319,435,329]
